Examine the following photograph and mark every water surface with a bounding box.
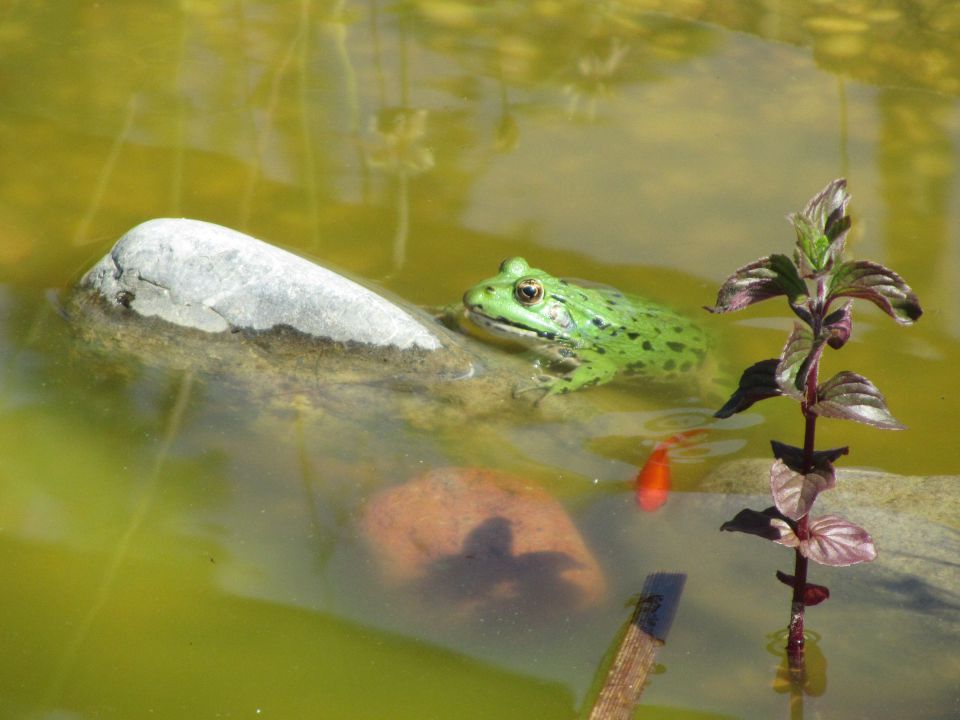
[1,2,958,718]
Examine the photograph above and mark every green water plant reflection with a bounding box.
[364,108,435,176]
[706,179,922,664]
[563,36,630,119]
[364,107,435,270]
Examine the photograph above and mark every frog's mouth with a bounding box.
[463,308,554,343]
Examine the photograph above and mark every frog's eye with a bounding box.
[515,279,544,305]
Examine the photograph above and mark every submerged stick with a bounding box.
[587,572,687,720]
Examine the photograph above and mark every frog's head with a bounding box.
[462,257,579,345]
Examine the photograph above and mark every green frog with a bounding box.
[459,257,708,396]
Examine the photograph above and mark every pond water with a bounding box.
[1,1,958,718]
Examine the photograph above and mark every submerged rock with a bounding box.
[701,459,960,617]
[80,218,442,350]
[359,467,606,619]
[701,459,958,528]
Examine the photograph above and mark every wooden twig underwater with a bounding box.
[587,572,687,720]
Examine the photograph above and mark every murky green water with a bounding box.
[1,2,958,718]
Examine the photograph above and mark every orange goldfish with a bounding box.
[635,429,707,512]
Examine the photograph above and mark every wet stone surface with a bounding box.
[701,459,960,622]
[81,218,443,350]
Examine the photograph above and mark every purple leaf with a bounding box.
[823,300,853,349]
[720,506,794,541]
[828,260,922,325]
[776,322,822,400]
[714,359,783,418]
[800,515,877,567]
[769,440,849,473]
[799,178,851,242]
[772,522,800,549]
[706,254,808,314]
[770,459,836,521]
[804,584,831,607]
[812,371,905,429]
[789,301,815,326]
[775,570,830,606]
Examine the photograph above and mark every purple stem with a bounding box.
[786,416,813,660]
[787,280,827,662]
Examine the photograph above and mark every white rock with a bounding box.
[81,218,442,351]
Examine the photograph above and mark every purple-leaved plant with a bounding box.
[705,179,922,662]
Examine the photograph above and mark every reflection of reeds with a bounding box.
[359,0,388,203]
[239,22,301,231]
[299,0,321,250]
[44,371,195,704]
[0,295,54,407]
[838,76,849,180]
[72,94,140,246]
[170,12,189,216]
[394,172,409,270]
[363,109,433,273]
[364,15,431,273]
[330,0,361,140]
[241,0,359,241]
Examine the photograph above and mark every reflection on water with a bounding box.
[364,106,435,269]
[768,628,827,720]
[0,1,958,718]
